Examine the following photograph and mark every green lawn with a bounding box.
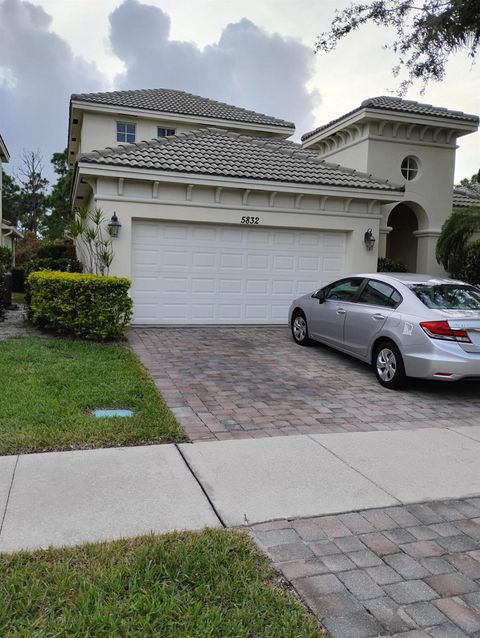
[0,337,185,455]
[0,529,324,638]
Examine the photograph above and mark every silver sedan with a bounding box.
[289,273,480,389]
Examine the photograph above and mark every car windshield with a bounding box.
[409,283,480,310]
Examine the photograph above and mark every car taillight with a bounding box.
[420,320,471,343]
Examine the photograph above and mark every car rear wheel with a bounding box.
[373,341,406,389]
[291,312,311,346]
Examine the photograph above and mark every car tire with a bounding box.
[291,311,311,346]
[373,341,407,390]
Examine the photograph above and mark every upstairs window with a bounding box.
[401,156,419,181]
[117,122,136,143]
[157,127,176,138]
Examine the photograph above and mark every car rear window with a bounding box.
[409,284,480,310]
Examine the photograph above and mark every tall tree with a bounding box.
[17,150,48,237]
[460,169,480,189]
[1,172,22,227]
[315,0,480,94]
[43,149,74,239]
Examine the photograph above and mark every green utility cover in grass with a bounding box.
[93,409,134,418]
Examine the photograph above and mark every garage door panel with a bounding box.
[219,279,243,294]
[132,222,346,325]
[246,280,269,294]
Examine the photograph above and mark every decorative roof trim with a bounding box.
[302,96,479,142]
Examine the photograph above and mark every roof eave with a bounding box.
[69,99,295,136]
[303,106,479,145]
[0,133,10,162]
[74,160,404,202]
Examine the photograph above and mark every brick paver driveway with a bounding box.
[129,327,480,442]
[252,499,480,637]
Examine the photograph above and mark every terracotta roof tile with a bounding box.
[302,96,479,141]
[71,88,294,129]
[78,128,403,192]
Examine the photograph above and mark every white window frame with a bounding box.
[157,127,176,138]
[401,155,420,181]
[117,121,136,144]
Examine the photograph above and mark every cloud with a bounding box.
[109,0,319,134]
[0,0,106,180]
[0,0,319,183]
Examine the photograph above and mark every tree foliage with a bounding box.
[17,150,48,236]
[43,149,74,239]
[1,173,22,227]
[436,205,480,276]
[460,168,480,188]
[315,0,480,93]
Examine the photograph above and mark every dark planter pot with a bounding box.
[11,268,25,293]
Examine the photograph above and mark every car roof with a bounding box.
[353,273,466,286]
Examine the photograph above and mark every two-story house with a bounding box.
[68,89,478,325]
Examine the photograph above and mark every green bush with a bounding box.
[0,246,12,271]
[377,257,408,272]
[26,256,83,275]
[35,239,77,260]
[0,267,6,319]
[28,271,133,340]
[459,240,480,285]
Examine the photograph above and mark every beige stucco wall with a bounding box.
[81,176,388,281]
[79,111,207,154]
[79,111,277,155]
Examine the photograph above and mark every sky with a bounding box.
[0,0,478,185]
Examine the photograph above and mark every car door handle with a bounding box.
[372,313,385,320]
[336,309,346,315]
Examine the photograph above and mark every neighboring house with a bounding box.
[453,184,480,208]
[68,89,479,325]
[0,133,22,262]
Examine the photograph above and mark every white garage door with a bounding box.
[131,221,346,325]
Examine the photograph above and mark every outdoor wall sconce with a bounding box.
[108,212,122,238]
[364,228,376,251]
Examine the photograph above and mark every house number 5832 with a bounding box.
[241,216,260,224]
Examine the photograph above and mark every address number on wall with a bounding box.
[240,216,260,224]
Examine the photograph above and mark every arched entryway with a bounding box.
[386,204,419,272]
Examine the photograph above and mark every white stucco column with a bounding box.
[378,226,392,259]
[413,229,445,275]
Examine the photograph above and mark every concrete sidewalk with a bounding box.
[1,426,480,552]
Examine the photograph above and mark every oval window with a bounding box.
[401,156,420,181]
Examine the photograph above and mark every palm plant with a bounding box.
[436,206,480,278]
[66,207,115,275]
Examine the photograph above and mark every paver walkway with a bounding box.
[0,304,37,340]
[129,327,480,442]
[253,499,480,637]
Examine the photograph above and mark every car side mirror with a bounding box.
[315,290,326,304]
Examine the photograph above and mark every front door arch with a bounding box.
[386,204,419,272]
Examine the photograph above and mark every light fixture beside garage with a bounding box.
[108,212,122,238]
[364,228,376,250]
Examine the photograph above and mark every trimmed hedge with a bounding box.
[0,268,6,319]
[28,271,133,340]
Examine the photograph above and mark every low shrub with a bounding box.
[28,271,133,340]
[459,239,480,285]
[0,267,6,319]
[35,239,77,260]
[0,246,12,271]
[26,256,83,275]
[377,257,408,273]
